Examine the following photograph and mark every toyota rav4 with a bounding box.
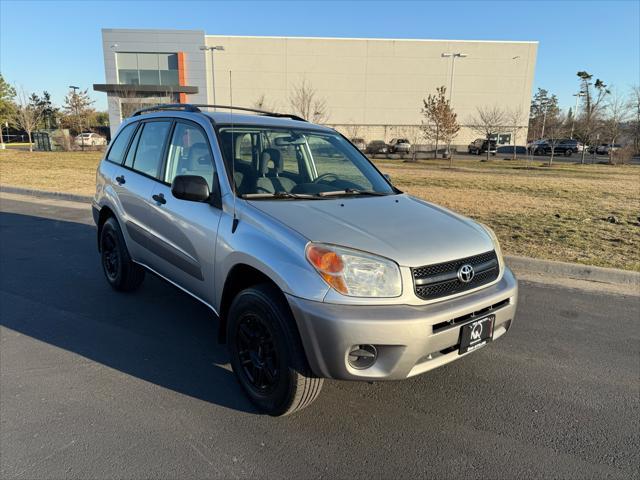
[93,104,518,416]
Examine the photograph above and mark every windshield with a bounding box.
[215,125,394,198]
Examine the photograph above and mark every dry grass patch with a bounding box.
[376,159,640,271]
[0,149,102,196]
[0,150,638,271]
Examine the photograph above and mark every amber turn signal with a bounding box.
[306,244,349,294]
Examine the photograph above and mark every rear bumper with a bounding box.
[287,267,518,380]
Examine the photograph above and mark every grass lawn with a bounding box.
[1,149,639,271]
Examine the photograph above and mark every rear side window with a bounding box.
[124,125,143,169]
[129,121,171,178]
[106,123,136,164]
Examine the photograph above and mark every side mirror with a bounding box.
[383,173,392,184]
[171,175,210,202]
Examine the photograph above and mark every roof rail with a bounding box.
[191,104,307,122]
[131,104,201,117]
[130,103,307,122]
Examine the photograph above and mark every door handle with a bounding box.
[152,193,166,205]
[115,175,125,185]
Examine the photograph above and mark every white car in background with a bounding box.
[75,132,107,146]
[388,138,411,153]
[596,144,622,155]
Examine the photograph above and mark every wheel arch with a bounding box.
[96,205,116,251]
[217,263,290,344]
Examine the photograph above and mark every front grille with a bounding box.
[412,250,499,300]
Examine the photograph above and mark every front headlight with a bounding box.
[305,243,402,297]
[479,223,504,268]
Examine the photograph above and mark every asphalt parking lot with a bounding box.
[1,195,639,479]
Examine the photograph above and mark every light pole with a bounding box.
[69,85,84,151]
[441,52,468,103]
[570,91,585,139]
[200,45,225,110]
[441,53,467,156]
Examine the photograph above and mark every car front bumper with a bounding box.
[287,267,518,380]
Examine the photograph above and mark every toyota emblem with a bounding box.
[457,264,475,283]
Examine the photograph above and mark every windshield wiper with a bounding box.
[316,188,392,197]
[241,191,324,200]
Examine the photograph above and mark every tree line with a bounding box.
[529,72,638,165]
[0,74,107,151]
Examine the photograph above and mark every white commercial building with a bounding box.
[96,29,538,149]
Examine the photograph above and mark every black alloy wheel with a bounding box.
[99,216,145,292]
[228,284,323,416]
[101,228,120,282]
[236,314,280,394]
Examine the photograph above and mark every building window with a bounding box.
[117,53,179,86]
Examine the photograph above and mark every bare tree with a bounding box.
[574,71,610,164]
[63,87,95,150]
[544,113,568,166]
[345,122,361,140]
[420,86,460,160]
[101,85,160,122]
[12,88,44,152]
[468,105,506,161]
[288,79,329,123]
[603,90,631,164]
[401,126,423,162]
[505,106,527,160]
[252,93,278,112]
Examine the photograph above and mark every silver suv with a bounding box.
[93,104,518,416]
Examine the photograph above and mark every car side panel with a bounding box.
[213,199,330,312]
[145,182,222,305]
[96,160,152,262]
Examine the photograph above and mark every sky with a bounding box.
[1,0,638,111]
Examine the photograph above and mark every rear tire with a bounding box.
[228,284,323,416]
[564,149,573,157]
[100,216,145,292]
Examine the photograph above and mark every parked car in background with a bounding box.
[388,138,411,153]
[527,139,548,155]
[468,138,496,155]
[496,146,527,156]
[350,137,366,151]
[596,144,623,155]
[75,132,107,146]
[366,140,388,154]
[543,139,583,157]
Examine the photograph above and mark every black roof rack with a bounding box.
[130,103,307,122]
[192,105,307,122]
[131,104,201,116]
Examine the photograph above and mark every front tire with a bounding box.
[564,149,573,157]
[228,284,323,416]
[100,217,145,292]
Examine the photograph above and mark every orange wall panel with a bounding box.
[177,51,187,103]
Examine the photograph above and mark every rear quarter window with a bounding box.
[106,123,137,164]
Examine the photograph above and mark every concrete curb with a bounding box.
[505,255,640,288]
[0,185,93,204]
[2,184,638,289]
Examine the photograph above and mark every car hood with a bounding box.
[248,194,494,267]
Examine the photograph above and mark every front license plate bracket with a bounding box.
[458,314,495,354]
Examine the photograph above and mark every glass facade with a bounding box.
[117,53,179,86]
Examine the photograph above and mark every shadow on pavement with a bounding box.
[0,210,256,414]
